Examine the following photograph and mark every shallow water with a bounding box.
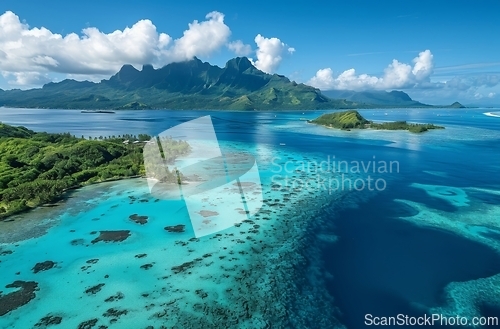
[0,107,499,328]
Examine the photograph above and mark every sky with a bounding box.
[1,0,499,106]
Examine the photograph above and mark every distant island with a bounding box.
[0,122,189,219]
[81,110,116,114]
[0,57,464,111]
[321,90,466,109]
[309,110,445,133]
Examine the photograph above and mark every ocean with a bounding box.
[0,107,499,328]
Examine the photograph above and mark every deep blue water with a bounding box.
[323,186,500,328]
[1,107,499,328]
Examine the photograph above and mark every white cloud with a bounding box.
[308,50,500,104]
[169,11,230,61]
[383,60,413,87]
[412,49,434,81]
[227,40,252,56]
[2,71,51,86]
[307,68,335,90]
[251,34,294,73]
[0,10,231,86]
[308,50,434,90]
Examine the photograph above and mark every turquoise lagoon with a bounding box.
[0,108,499,328]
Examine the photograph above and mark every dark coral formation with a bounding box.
[70,239,85,246]
[140,264,153,270]
[85,283,105,295]
[129,214,148,225]
[103,308,128,318]
[195,289,208,299]
[91,230,130,244]
[171,260,198,274]
[32,261,57,274]
[104,292,124,302]
[77,319,98,329]
[0,280,38,316]
[35,315,63,327]
[164,225,185,233]
[0,249,13,256]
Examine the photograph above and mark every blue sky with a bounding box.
[1,0,499,106]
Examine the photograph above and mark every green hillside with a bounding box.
[321,90,464,108]
[0,123,188,219]
[309,110,370,129]
[0,57,361,111]
[310,110,445,133]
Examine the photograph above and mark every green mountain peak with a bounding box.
[0,57,362,110]
[224,57,254,72]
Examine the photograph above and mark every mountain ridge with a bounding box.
[321,89,465,108]
[0,57,464,110]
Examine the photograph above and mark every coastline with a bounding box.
[0,106,476,112]
[0,146,365,327]
[307,120,444,133]
[0,175,143,222]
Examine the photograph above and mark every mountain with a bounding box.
[448,101,466,108]
[321,90,465,108]
[321,90,431,107]
[0,57,360,111]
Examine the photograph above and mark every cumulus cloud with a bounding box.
[227,40,252,56]
[412,49,433,81]
[251,34,294,73]
[0,10,231,85]
[169,11,230,61]
[307,68,335,90]
[308,50,434,90]
[1,71,51,86]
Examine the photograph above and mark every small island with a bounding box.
[309,110,444,133]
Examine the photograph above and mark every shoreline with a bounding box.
[0,175,144,222]
[0,106,482,112]
[0,147,359,327]
[307,121,444,133]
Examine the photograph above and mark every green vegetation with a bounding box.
[0,57,361,111]
[0,57,466,111]
[321,90,430,108]
[370,121,445,133]
[309,110,370,129]
[321,90,465,109]
[309,110,445,133]
[0,123,189,219]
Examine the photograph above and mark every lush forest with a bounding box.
[0,123,189,219]
[309,110,444,133]
[369,121,445,133]
[310,110,370,129]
